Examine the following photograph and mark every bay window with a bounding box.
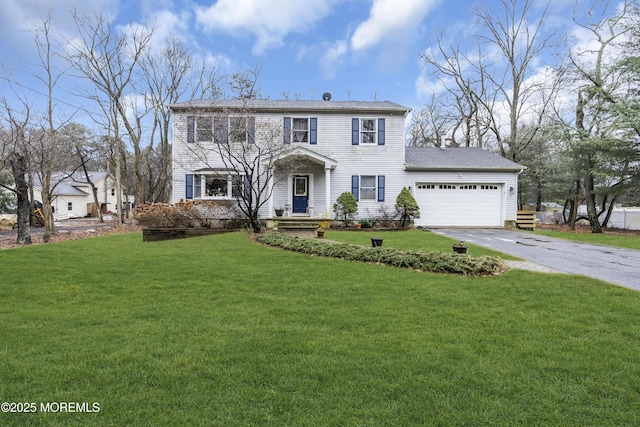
[193,174,244,199]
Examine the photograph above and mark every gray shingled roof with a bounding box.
[33,171,110,196]
[169,99,411,114]
[405,147,525,171]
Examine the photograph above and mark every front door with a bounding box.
[292,175,309,214]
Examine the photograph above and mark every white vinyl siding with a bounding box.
[172,112,406,217]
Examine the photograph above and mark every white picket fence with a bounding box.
[536,207,640,230]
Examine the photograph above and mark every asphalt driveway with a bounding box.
[433,228,640,291]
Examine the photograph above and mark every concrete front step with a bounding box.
[276,219,320,230]
[277,223,319,230]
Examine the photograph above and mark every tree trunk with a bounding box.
[601,194,617,229]
[9,154,32,245]
[584,169,602,233]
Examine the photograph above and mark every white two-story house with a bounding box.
[170,99,524,228]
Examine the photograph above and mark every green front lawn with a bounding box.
[534,229,640,250]
[1,232,639,425]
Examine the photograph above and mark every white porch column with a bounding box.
[324,166,331,218]
[267,170,274,217]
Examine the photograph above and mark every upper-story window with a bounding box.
[292,118,309,143]
[190,115,255,144]
[352,118,385,146]
[196,116,213,142]
[230,117,248,143]
[360,119,376,144]
[283,117,317,144]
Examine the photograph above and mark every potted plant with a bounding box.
[274,206,284,217]
[316,227,325,238]
[452,240,468,254]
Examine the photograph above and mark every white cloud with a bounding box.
[195,0,338,55]
[351,0,439,52]
[319,40,348,79]
[148,10,192,47]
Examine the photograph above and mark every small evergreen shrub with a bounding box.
[396,187,420,228]
[257,232,507,276]
[359,218,376,228]
[333,192,358,225]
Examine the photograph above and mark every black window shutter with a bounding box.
[378,118,385,145]
[185,174,193,199]
[310,117,317,144]
[243,175,250,201]
[377,175,385,201]
[351,118,359,145]
[187,116,195,144]
[247,116,256,144]
[283,117,291,144]
[351,175,359,201]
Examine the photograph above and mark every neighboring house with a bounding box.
[170,99,525,227]
[33,171,128,220]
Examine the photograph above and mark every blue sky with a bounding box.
[1,0,580,118]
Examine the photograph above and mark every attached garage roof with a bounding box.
[405,147,525,172]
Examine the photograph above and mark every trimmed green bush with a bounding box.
[333,191,358,224]
[257,232,507,276]
[396,187,420,227]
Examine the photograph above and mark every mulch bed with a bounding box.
[0,223,143,250]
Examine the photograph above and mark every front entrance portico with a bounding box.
[269,147,337,218]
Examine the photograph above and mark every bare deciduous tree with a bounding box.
[66,8,154,225]
[416,0,557,160]
[140,38,224,203]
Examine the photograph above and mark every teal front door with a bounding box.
[292,176,309,214]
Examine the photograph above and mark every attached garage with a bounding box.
[414,183,503,227]
[405,147,525,228]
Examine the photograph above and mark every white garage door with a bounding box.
[414,183,503,227]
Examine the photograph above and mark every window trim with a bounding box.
[352,117,385,145]
[191,115,255,144]
[229,116,250,144]
[284,116,317,144]
[291,117,309,143]
[352,174,385,202]
[360,118,377,145]
[359,175,377,200]
[193,173,245,200]
[195,116,213,143]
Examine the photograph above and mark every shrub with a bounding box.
[359,218,376,228]
[133,200,238,229]
[257,232,507,276]
[333,192,358,224]
[396,187,420,228]
[375,205,398,228]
